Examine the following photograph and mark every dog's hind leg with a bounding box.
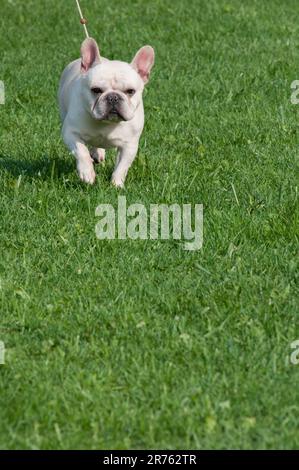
[90,148,106,164]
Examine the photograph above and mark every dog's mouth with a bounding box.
[92,97,123,121]
[92,99,131,122]
[103,108,127,122]
[108,109,123,119]
[93,111,124,122]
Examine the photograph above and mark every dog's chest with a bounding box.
[81,119,141,149]
[81,127,124,149]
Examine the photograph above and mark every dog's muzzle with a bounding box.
[106,92,122,107]
[102,92,124,120]
[93,92,128,121]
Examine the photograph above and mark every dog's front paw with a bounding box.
[77,162,96,184]
[111,175,125,189]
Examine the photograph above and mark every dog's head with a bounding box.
[79,38,155,122]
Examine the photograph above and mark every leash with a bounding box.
[75,0,89,38]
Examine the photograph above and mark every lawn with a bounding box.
[0,0,298,450]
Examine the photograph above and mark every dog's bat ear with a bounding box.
[131,46,155,84]
[81,38,101,73]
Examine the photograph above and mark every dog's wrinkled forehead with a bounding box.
[89,60,142,89]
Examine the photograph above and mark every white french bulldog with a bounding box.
[58,38,155,187]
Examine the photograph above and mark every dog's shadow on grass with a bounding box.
[0,151,116,189]
[0,154,75,182]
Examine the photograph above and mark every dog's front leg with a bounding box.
[112,144,138,188]
[63,130,96,184]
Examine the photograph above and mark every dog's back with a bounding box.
[58,59,81,121]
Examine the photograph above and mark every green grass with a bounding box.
[0,0,299,450]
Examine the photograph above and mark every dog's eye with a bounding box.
[126,89,136,96]
[91,87,103,94]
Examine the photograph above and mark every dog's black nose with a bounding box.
[106,92,120,105]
